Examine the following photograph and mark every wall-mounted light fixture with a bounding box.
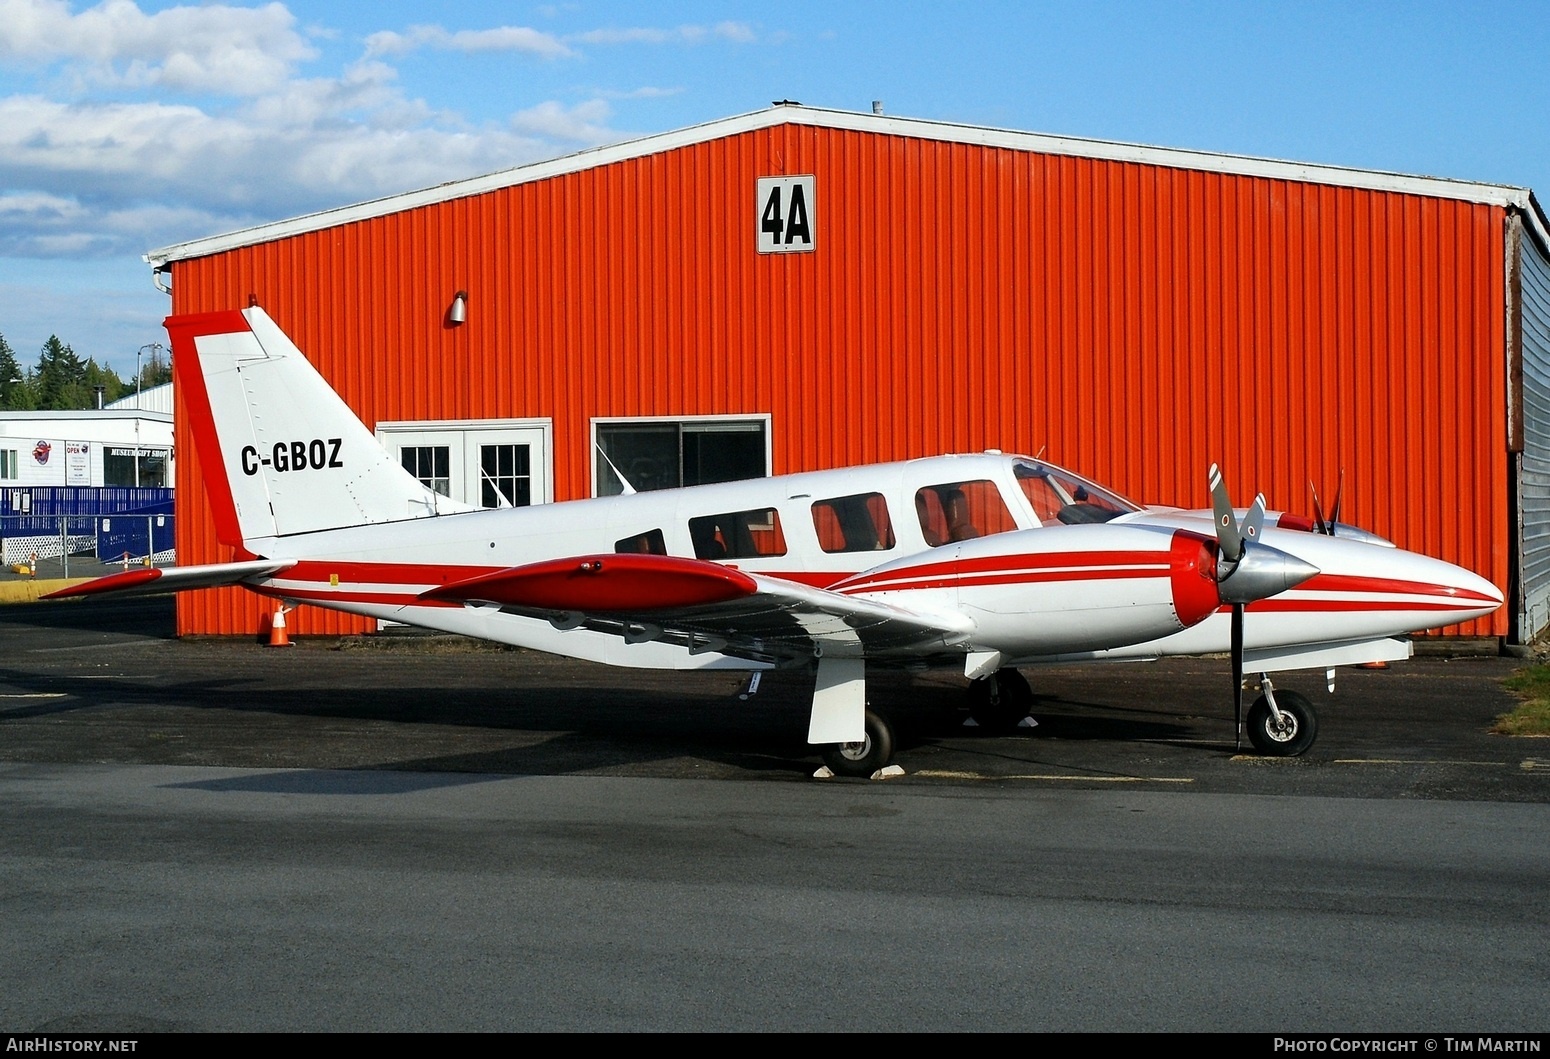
[449,290,468,325]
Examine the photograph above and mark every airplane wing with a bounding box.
[419,553,975,666]
[41,559,297,600]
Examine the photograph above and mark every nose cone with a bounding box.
[1435,561,1504,623]
[1312,543,1503,630]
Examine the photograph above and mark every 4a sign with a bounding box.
[756,176,815,254]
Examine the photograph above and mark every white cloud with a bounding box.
[0,0,316,95]
[363,23,571,59]
[0,4,657,266]
[0,190,86,220]
[573,22,756,46]
[598,85,683,100]
[0,86,625,256]
[508,99,615,144]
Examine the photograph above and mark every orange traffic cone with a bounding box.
[28,552,36,579]
[267,605,294,648]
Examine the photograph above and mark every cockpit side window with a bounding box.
[688,508,787,560]
[812,493,896,553]
[914,480,1015,547]
[1014,460,1135,525]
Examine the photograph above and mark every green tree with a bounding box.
[0,332,24,409]
[35,335,87,410]
[83,359,126,407]
[138,344,171,390]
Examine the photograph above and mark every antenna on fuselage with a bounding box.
[595,444,638,496]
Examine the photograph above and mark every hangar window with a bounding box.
[0,450,16,481]
[401,445,451,497]
[688,508,787,560]
[915,481,1016,546]
[594,417,770,496]
[812,493,895,553]
[615,529,667,555]
[479,444,531,508]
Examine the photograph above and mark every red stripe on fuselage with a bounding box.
[1295,572,1499,604]
[833,550,1168,593]
[846,566,1166,594]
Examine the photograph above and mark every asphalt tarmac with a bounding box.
[0,595,1540,799]
[2,596,1547,1032]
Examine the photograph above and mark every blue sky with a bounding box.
[1,0,1547,374]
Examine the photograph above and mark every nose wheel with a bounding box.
[1245,687,1318,756]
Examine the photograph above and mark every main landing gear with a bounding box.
[820,708,895,778]
[819,667,1037,778]
[966,668,1034,733]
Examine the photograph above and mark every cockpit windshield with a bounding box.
[1013,459,1140,526]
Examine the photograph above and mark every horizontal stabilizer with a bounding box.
[42,559,295,600]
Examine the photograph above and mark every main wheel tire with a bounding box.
[967,668,1034,733]
[821,708,895,778]
[1246,689,1318,757]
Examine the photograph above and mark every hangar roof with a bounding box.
[145,103,1549,269]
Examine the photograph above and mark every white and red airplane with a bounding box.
[50,307,1503,776]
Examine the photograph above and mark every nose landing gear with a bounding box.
[1245,679,1318,757]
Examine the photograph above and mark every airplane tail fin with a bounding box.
[168,307,470,546]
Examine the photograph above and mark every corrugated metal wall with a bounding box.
[1515,217,1550,638]
[169,122,1511,637]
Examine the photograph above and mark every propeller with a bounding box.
[1310,470,1343,536]
[1208,464,1320,750]
[1309,471,1395,547]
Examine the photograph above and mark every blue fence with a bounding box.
[1,487,176,569]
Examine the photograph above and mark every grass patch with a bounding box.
[1496,665,1550,736]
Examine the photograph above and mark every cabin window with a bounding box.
[914,480,1016,546]
[593,417,770,496]
[811,493,895,553]
[615,529,668,555]
[401,445,451,497]
[688,508,787,560]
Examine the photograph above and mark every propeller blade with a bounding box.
[1241,493,1266,546]
[1232,603,1245,752]
[1208,463,1244,563]
[1329,469,1345,529]
[1310,480,1330,535]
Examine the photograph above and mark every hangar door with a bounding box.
[376,419,553,508]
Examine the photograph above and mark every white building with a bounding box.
[0,404,173,489]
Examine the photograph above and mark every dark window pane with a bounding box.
[596,425,681,495]
[615,529,667,555]
[682,428,763,487]
[688,508,786,560]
